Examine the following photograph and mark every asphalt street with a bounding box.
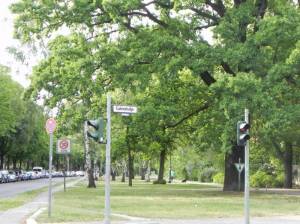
[0,177,77,198]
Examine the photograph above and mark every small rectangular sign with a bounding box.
[57,139,71,154]
[113,105,137,114]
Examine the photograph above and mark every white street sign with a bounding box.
[57,139,71,154]
[235,163,245,173]
[113,105,137,114]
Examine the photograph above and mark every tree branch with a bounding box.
[205,0,226,17]
[190,7,219,22]
[194,21,219,30]
[166,102,209,128]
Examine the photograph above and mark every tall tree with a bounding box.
[11,0,300,189]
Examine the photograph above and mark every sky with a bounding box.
[0,0,32,87]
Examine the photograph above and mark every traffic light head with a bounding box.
[87,118,105,143]
[237,121,250,146]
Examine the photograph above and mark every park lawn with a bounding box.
[0,188,44,211]
[38,180,300,223]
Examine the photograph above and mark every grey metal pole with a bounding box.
[104,94,111,224]
[48,133,53,217]
[64,155,66,192]
[238,158,241,191]
[244,108,250,224]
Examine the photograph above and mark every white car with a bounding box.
[27,171,38,180]
[75,171,85,176]
[8,171,17,182]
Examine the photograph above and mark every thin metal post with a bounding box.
[48,133,53,217]
[104,94,111,224]
[238,158,241,191]
[64,155,66,192]
[244,108,250,224]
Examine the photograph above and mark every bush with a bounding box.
[153,179,167,184]
[250,170,283,188]
[213,172,224,184]
[199,167,217,182]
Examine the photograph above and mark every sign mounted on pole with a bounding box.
[57,139,71,154]
[234,163,245,173]
[113,105,137,114]
[45,117,56,218]
[45,118,57,134]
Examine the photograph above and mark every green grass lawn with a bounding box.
[0,188,44,211]
[37,180,300,223]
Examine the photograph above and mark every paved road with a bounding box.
[0,177,78,198]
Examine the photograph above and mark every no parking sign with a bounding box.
[57,139,71,154]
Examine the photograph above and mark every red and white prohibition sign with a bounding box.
[57,139,71,154]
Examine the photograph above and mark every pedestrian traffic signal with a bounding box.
[87,118,105,143]
[237,121,250,146]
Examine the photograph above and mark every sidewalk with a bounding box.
[0,177,84,224]
[45,215,300,224]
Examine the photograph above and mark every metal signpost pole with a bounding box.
[244,108,250,224]
[64,154,66,192]
[238,158,241,191]
[104,94,111,224]
[48,132,53,217]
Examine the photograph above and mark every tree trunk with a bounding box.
[128,147,133,187]
[126,126,134,187]
[146,160,151,182]
[13,159,17,170]
[121,171,126,182]
[283,143,293,189]
[121,161,126,182]
[84,121,96,188]
[141,168,146,180]
[0,153,4,170]
[111,167,116,181]
[157,149,166,183]
[6,157,10,170]
[223,144,245,191]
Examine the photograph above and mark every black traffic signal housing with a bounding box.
[87,118,105,143]
[237,121,250,146]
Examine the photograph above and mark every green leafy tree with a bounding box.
[11,0,300,190]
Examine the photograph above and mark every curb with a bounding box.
[26,207,46,224]
[25,177,84,224]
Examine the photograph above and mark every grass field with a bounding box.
[38,180,300,223]
[0,188,44,211]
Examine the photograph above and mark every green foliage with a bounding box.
[153,179,167,184]
[250,170,284,188]
[10,0,300,187]
[213,172,225,185]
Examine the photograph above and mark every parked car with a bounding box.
[8,170,17,182]
[26,171,38,180]
[75,171,85,176]
[24,171,32,180]
[33,167,44,178]
[0,170,9,183]
[19,170,29,181]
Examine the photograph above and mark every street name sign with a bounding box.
[113,105,137,114]
[57,139,71,154]
[45,118,57,134]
